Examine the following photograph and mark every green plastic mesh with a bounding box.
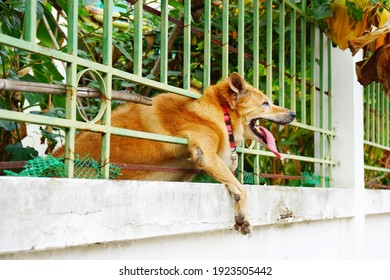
[240,170,329,187]
[4,154,122,179]
[4,157,327,185]
[240,170,266,185]
[301,171,330,187]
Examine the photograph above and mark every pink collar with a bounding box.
[221,106,236,150]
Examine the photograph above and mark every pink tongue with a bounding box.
[259,126,282,160]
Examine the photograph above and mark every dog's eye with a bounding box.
[263,101,269,107]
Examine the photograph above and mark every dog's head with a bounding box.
[223,72,296,159]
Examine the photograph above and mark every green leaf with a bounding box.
[308,0,333,21]
[0,120,18,131]
[8,68,19,80]
[120,81,137,88]
[0,96,11,110]
[31,64,48,83]
[37,4,65,48]
[346,0,364,21]
[0,3,22,37]
[313,5,333,20]
[5,143,39,161]
[53,0,67,11]
[6,0,24,12]
[168,0,184,12]
[43,58,64,81]
[52,95,66,111]
[113,41,133,61]
[22,92,45,107]
[39,127,63,144]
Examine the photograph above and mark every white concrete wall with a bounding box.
[1,177,390,259]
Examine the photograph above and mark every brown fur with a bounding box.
[56,72,295,234]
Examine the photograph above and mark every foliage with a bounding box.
[308,0,390,186]
[308,0,390,22]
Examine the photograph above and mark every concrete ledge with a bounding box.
[365,189,390,215]
[0,177,353,255]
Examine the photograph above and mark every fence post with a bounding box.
[331,48,365,258]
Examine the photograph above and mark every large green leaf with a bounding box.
[37,5,63,48]
[5,143,39,161]
[0,3,22,37]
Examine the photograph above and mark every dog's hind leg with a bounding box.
[188,141,251,235]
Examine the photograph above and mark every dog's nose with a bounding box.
[290,111,296,119]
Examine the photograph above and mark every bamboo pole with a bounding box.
[0,79,152,106]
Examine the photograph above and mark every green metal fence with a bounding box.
[0,0,334,186]
[364,83,390,188]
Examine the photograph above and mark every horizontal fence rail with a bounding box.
[0,0,334,186]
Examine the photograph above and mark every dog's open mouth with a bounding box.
[250,119,282,160]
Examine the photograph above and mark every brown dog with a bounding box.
[67,72,296,234]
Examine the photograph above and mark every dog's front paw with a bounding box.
[234,211,251,235]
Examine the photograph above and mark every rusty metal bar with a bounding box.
[115,163,204,174]
[0,160,302,180]
[0,161,26,170]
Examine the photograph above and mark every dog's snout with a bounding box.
[290,111,296,119]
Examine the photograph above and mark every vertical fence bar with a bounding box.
[387,96,389,147]
[134,0,143,76]
[319,32,325,187]
[327,39,333,187]
[183,0,191,89]
[319,32,324,128]
[203,0,211,87]
[253,0,259,88]
[24,0,37,42]
[65,0,79,178]
[290,7,297,112]
[222,0,229,79]
[160,0,168,83]
[253,0,260,185]
[365,85,370,141]
[101,0,113,179]
[310,25,316,127]
[381,88,385,145]
[278,1,285,107]
[238,0,245,76]
[237,0,245,183]
[300,0,307,124]
[371,84,375,142]
[266,0,273,99]
[376,83,380,144]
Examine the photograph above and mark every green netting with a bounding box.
[241,170,329,187]
[4,156,327,185]
[241,170,267,185]
[4,154,122,179]
[301,171,330,187]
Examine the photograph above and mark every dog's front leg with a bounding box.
[189,142,251,235]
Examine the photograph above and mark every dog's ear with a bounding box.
[228,72,246,99]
